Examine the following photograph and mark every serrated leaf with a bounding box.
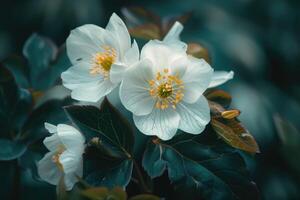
[211,118,260,153]
[143,133,259,200]
[187,43,211,63]
[85,159,133,188]
[64,98,134,158]
[81,187,126,200]
[129,194,160,200]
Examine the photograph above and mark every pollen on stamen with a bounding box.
[148,68,184,110]
[90,46,116,78]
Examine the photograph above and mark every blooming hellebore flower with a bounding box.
[120,40,213,140]
[119,22,234,140]
[37,123,85,190]
[61,13,139,102]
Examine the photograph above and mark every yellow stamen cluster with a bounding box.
[149,68,184,110]
[90,46,116,78]
[51,145,65,172]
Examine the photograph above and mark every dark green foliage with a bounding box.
[143,132,259,200]
[64,99,135,188]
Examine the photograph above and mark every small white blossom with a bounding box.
[37,123,85,190]
[120,39,213,140]
[61,13,139,102]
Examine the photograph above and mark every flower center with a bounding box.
[51,145,65,172]
[90,46,116,78]
[148,68,184,110]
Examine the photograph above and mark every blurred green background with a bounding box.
[0,0,300,199]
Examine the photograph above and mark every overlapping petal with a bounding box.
[133,108,180,140]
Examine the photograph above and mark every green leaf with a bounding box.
[81,187,127,200]
[22,34,70,90]
[2,55,30,88]
[0,65,32,137]
[64,98,134,158]
[143,132,259,200]
[0,139,27,160]
[20,97,73,144]
[129,194,160,200]
[85,159,133,188]
[64,99,134,188]
[23,33,57,90]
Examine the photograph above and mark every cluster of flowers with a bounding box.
[38,13,234,190]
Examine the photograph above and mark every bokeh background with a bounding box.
[1,0,300,199]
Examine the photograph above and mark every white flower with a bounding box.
[37,123,85,191]
[61,13,139,102]
[120,40,213,140]
[163,21,234,87]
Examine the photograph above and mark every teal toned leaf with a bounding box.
[22,34,70,90]
[143,132,259,200]
[64,98,134,158]
[2,55,30,88]
[85,158,133,188]
[0,139,27,160]
[20,97,73,144]
[23,33,57,90]
[65,99,134,188]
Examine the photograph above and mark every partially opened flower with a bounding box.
[38,123,85,190]
[120,40,213,140]
[61,13,139,102]
[163,21,234,87]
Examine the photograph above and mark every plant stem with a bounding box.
[132,159,151,193]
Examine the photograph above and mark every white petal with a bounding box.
[43,133,61,152]
[141,40,186,70]
[44,122,57,134]
[106,13,131,58]
[124,40,139,66]
[59,151,81,174]
[182,57,213,103]
[37,152,62,185]
[169,55,188,78]
[110,63,127,84]
[163,21,183,42]
[61,62,100,90]
[209,70,234,88]
[133,108,180,140]
[56,124,85,153]
[163,21,187,51]
[120,59,156,116]
[71,79,116,103]
[177,95,210,134]
[67,24,119,64]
